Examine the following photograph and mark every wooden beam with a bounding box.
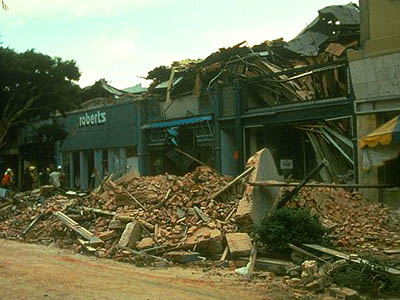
[53,211,103,246]
[246,247,257,280]
[288,243,327,263]
[248,181,396,189]
[212,166,255,199]
[175,148,220,174]
[21,211,47,237]
[303,244,400,275]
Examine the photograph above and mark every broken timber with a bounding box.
[21,211,48,237]
[249,181,396,189]
[303,244,400,275]
[175,148,220,175]
[53,211,103,246]
[288,243,327,263]
[194,206,211,223]
[275,159,329,209]
[212,166,255,199]
[246,247,257,280]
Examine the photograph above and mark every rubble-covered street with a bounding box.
[0,239,277,300]
[2,151,400,299]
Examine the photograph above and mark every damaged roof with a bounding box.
[286,3,360,56]
[144,3,360,104]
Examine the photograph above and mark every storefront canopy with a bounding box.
[360,115,400,149]
[141,115,212,129]
[360,115,400,169]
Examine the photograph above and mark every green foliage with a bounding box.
[0,47,81,147]
[331,259,400,297]
[257,208,327,250]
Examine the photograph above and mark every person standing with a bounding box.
[29,166,39,189]
[1,168,13,189]
[49,165,64,188]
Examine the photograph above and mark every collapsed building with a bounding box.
[138,3,360,187]
[5,2,400,206]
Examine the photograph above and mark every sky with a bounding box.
[0,0,358,89]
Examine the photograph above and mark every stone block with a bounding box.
[184,227,223,254]
[225,233,252,257]
[236,148,283,228]
[118,221,142,249]
[97,230,115,241]
[136,237,155,250]
[329,287,359,300]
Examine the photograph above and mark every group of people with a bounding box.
[23,165,65,191]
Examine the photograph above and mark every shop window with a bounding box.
[222,85,235,116]
[126,146,139,174]
[199,94,211,113]
[383,157,400,186]
[148,101,161,120]
[102,150,109,175]
[61,152,71,187]
[150,130,166,143]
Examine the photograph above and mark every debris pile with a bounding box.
[0,166,245,264]
[285,186,400,251]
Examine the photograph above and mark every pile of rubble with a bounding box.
[0,166,250,265]
[286,186,400,251]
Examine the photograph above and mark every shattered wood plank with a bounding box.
[21,211,47,237]
[82,206,116,217]
[303,244,400,275]
[53,211,104,246]
[246,247,257,280]
[124,188,147,211]
[383,249,400,255]
[120,246,170,264]
[212,166,254,199]
[288,243,327,263]
[320,128,354,165]
[224,208,236,222]
[175,148,220,175]
[153,188,171,209]
[220,246,229,261]
[154,223,159,243]
[138,221,160,247]
[193,206,211,223]
[248,181,396,189]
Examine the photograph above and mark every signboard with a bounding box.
[78,111,107,127]
[280,159,293,170]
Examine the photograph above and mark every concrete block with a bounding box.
[225,233,252,257]
[136,237,155,250]
[329,287,359,300]
[240,148,283,227]
[184,227,223,254]
[118,221,142,249]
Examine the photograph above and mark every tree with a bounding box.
[0,47,81,148]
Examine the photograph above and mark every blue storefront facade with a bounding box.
[56,100,139,189]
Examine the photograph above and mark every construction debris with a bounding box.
[225,233,252,257]
[283,186,400,251]
[0,166,244,265]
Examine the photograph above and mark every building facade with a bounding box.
[349,0,400,204]
[56,100,139,190]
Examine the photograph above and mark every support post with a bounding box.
[212,84,222,173]
[80,151,89,190]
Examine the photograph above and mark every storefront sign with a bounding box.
[280,159,293,170]
[78,111,107,127]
